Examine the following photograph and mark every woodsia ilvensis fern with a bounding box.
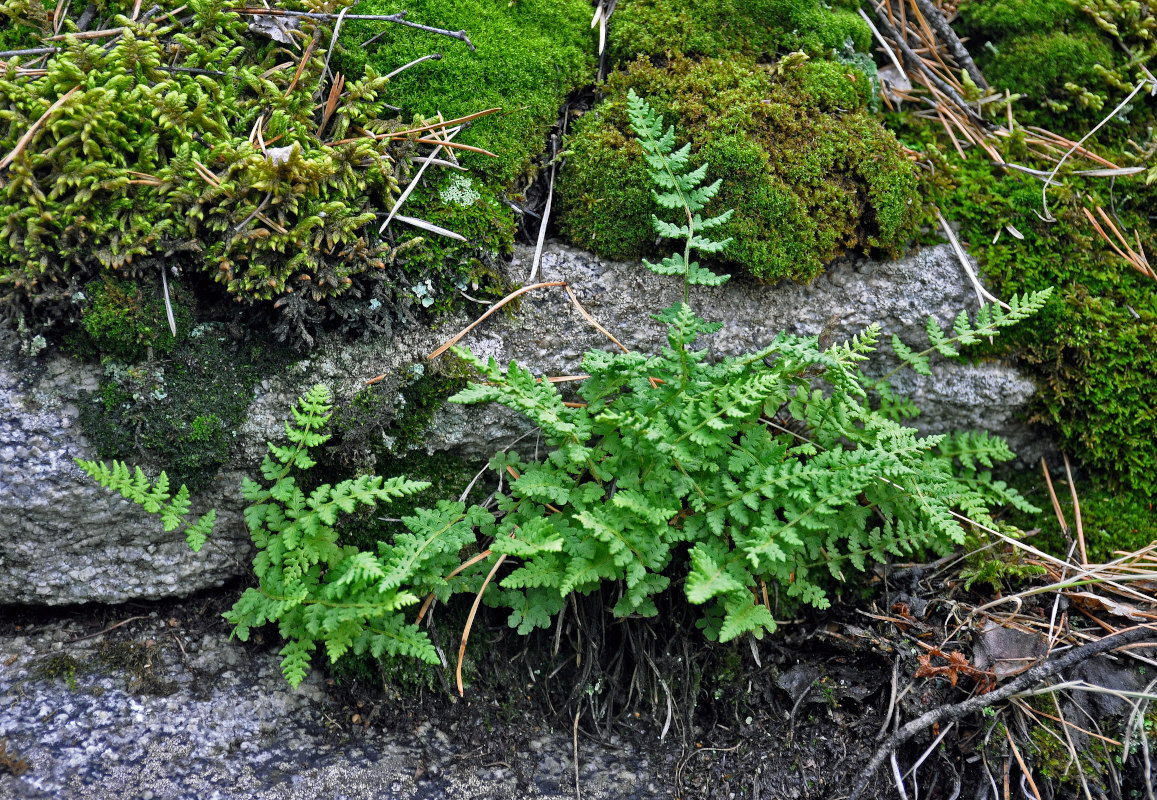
[81,93,1051,687]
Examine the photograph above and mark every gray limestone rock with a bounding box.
[0,241,1053,606]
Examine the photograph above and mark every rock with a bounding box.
[0,614,650,799]
[0,326,251,606]
[0,241,1053,606]
[424,242,1048,462]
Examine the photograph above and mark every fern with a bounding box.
[76,459,216,551]
[80,97,1050,687]
[626,89,733,301]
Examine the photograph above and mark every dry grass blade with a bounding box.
[457,553,506,696]
[1062,454,1087,565]
[1082,207,1155,279]
[935,207,1009,310]
[564,284,629,353]
[412,138,497,157]
[0,84,78,171]
[380,125,462,234]
[1006,725,1043,800]
[46,26,124,40]
[1040,78,1154,221]
[285,34,318,97]
[392,213,466,241]
[316,73,344,137]
[365,108,501,142]
[427,281,567,360]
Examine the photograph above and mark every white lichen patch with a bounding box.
[439,174,481,207]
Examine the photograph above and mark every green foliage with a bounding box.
[445,296,1038,643]
[83,103,1045,690]
[75,459,216,551]
[557,54,918,282]
[607,0,870,65]
[885,289,1054,377]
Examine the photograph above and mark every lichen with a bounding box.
[558,54,918,282]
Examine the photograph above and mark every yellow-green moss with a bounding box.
[337,0,595,188]
[558,55,918,282]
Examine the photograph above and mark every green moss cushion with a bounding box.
[557,55,918,283]
[338,0,595,188]
[608,0,870,64]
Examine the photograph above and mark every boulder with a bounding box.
[0,242,1052,606]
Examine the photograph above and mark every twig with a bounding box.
[427,281,566,360]
[0,47,58,57]
[869,4,990,128]
[911,0,987,90]
[847,625,1157,800]
[228,7,475,50]
[64,616,148,643]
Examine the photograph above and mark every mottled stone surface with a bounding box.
[424,242,1046,462]
[0,614,654,799]
[0,241,1052,606]
[0,327,251,606]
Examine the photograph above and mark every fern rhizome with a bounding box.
[82,92,1051,688]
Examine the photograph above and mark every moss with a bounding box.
[957,0,1082,38]
[35,654,85,691]
[983,31,1117,109]
[957,0,1143,135]
[1005,470,1157,562]
[337,0,595,188]
[608,0,870,65]
[392,174,516,315]
[68,276,193,362]
[78,325,295,492]
[557,54,918,282]
[923,147,1157,498]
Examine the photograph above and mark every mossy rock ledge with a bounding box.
[0,241,1052,605]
